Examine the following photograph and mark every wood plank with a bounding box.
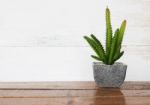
[0,90,150,98]
[0,97,150,105]
[0,82,96,90]
[68,97,150,105]
[0,98,68,105]
[0,82,149,105]
[0,81,149,90]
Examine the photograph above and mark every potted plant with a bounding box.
[84,7,127,87]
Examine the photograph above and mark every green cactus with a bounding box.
[84,7,126,65]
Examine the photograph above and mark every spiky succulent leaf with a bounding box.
[108,29,119,64]
[84,36,104,61]
[117,20,126,46]
[113,51,124,62]
[106,7,112,61]
[91,34,105,54]
[113,21,126,62]
[91,55,103,61]
[84,36,100,57]
[90,34,106,61]
[113,45,121,60]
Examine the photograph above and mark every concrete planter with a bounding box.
[93,62,127,87]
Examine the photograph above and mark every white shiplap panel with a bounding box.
[0,46,149,81]
[0,0,149,46]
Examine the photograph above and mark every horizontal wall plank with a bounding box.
[0,0,149,46]
[0,46,149,81]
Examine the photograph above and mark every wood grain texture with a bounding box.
[0,82,149,105]
[1,97,150,105]
[0,90,150,98]
[0,81,150,90]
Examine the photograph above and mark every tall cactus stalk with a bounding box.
[106,8,112,64]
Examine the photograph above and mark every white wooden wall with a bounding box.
[0,0,149,81]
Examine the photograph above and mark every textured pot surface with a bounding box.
[93,62,127,87]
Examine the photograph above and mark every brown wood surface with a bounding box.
[0,81,150,105]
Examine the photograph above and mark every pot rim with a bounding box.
[93,62,127,66]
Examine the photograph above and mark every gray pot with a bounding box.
[93,62,127,87]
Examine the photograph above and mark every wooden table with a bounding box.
[0,82,149,105]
